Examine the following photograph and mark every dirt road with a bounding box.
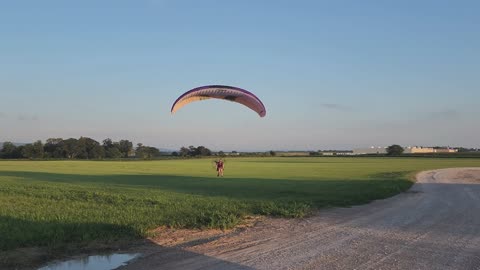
[121,168,480,270]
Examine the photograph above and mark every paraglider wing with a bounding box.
[171,85,266,117]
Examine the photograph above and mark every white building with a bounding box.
[353,146,387,155]
[353,146,459,155]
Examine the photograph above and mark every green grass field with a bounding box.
[1,157,479,251]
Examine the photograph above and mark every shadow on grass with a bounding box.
[0,170,413,207]
[0,215,138,269]
[0,216,254,270]
[0,215,140,252]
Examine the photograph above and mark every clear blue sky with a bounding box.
[1,0,479,151]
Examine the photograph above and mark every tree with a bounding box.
[144,147,160,159]
[106,147,122,159]
[119,140,133,158]
[16,145,25,158]
[89,143,105,159]
[32,140,44,158]
[135,143,147,159]
[75,137,88,159]
[196,146,211,156]
[22,144,35,159]
[76,137,104,159]
[269,150,276,156]
[386,144,404,156]
[44,138,65,158]
[63,138,79,159]
[1,142,16,158]
[102,138,114,149]
[103,138,122,158]
[136,143,160,159]
[179,147,190,157]
[178,146,212,157]
[0,142,22,159]
[85,137,103,159]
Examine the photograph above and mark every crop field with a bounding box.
[1,157,479,251]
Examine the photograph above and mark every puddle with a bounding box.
[38,253,140,270]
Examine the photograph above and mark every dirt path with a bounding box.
[120,168,480,270]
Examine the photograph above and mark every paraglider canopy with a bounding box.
[171,85,266,117]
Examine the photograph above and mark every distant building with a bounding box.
[404,146,434,154]
[320,150,354,156]
[433,148,458,153]
[353,146,387,155]
[352,146,459,155]
[404,146,458,154]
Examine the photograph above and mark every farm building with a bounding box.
[320,151,354,156]
[353,147,387,155]
[404,147,458,154]
[353,146,459,155]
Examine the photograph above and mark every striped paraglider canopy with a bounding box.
[171,85,266,117]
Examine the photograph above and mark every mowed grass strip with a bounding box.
[0,157,479,251]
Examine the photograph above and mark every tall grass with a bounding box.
[0,157,478,250]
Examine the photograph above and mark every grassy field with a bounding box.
[0,157,479,251]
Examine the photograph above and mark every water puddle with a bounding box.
[38,253,140,270]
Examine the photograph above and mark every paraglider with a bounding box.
[171,85,266,117]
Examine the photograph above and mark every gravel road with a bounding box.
[121,168,480,270]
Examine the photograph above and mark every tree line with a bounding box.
[173,146,213,157]
[0,137,161,159]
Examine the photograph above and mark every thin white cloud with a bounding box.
[320,103,351,111]
[17,114,39,121]
[428,109,460,120]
